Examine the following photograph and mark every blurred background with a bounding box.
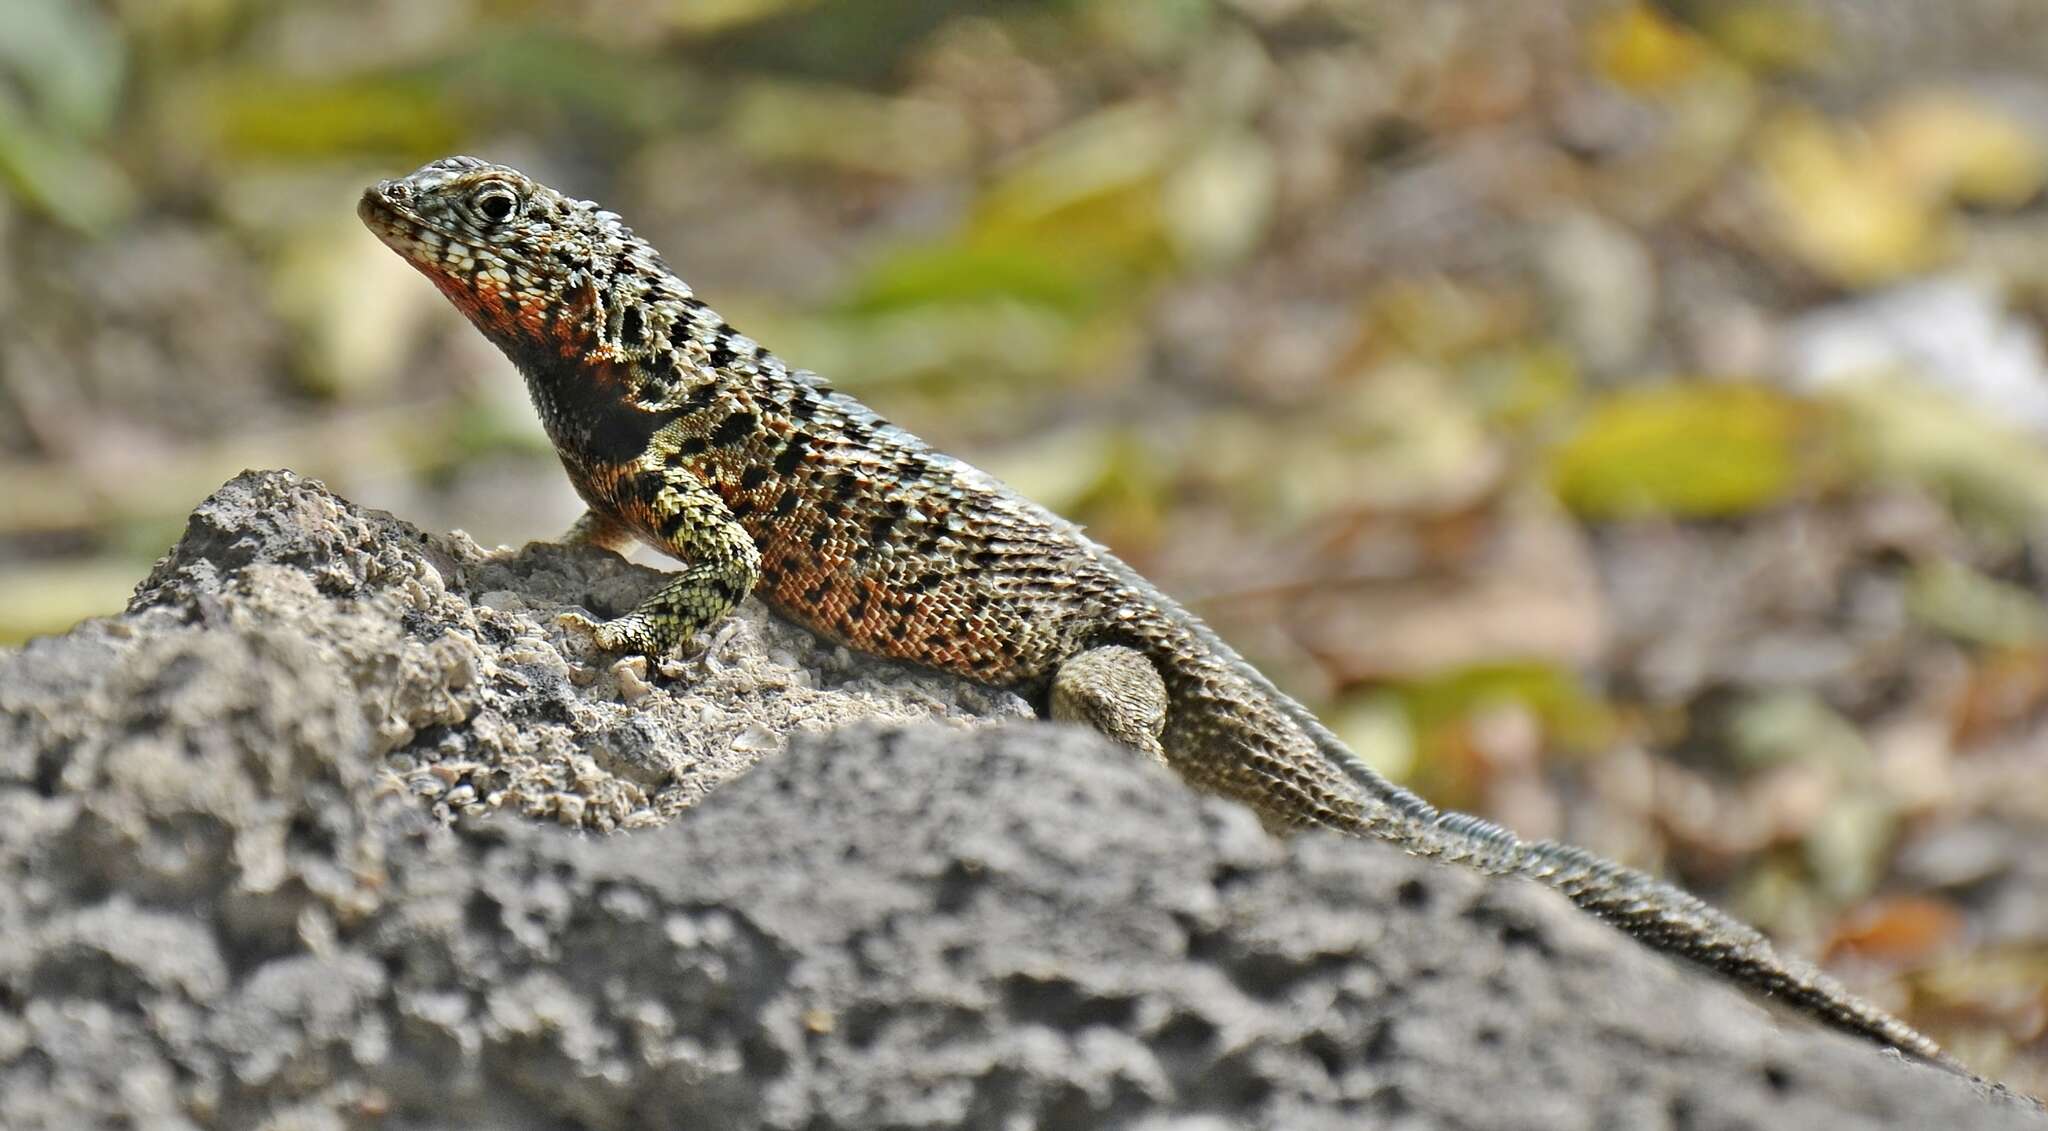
[6,0,2048,1086]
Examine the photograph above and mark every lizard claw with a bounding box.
[554,610,606,655]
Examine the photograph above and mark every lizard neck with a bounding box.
[503,335,673,488]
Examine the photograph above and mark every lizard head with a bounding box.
[359,156,634,358]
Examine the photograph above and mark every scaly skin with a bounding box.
[361,156,1956,1069]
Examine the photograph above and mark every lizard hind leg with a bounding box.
[558,507,636,552]
[1049,645,1170,766]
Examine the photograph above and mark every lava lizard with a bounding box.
[361,155,1953,1069]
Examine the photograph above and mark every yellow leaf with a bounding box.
[971,102,1176,272]
[1393,662,1613,761]
[1549,383,1807,518]
[1755,107,1946,287]
[1699,3,1833,74]
[1588,4,1707,93]
[1875,91,2048,209]
[199,72,463,160]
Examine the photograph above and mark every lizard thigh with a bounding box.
[1049,644,1169,765]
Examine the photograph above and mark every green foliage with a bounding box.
[0,0,131,230]
[1908,559,2048,648]
[847,244,1106,316]
[202,73,464,161]
[1392,661,1613,754]
[1828,380,2048,531]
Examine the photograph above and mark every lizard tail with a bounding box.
[1395,796,1958,1069]
[1509,837,1959,1071]
[1252,679,1961,1070]
[1139,600,1958,1070]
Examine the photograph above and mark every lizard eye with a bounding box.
[471,183,520,225]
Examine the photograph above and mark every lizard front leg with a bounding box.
[561,462,761,655]
[1049,644,1170,766]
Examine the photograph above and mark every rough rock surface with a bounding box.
[126,469,1031,829]
[0,470,2040,1130]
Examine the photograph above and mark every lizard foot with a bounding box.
[556,610,658,655]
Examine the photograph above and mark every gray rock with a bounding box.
[0,469,2039,1129]
[118,468,1031,831]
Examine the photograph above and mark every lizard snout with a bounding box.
[357,180,414,235]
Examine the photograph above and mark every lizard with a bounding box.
[360,155,1956,1070]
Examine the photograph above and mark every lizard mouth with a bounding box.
[357,181,423,251]
[357,181,484,308]
[358,177,528,279]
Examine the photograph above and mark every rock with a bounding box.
[0,469,2040,1128]
[118,468,1031,830]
